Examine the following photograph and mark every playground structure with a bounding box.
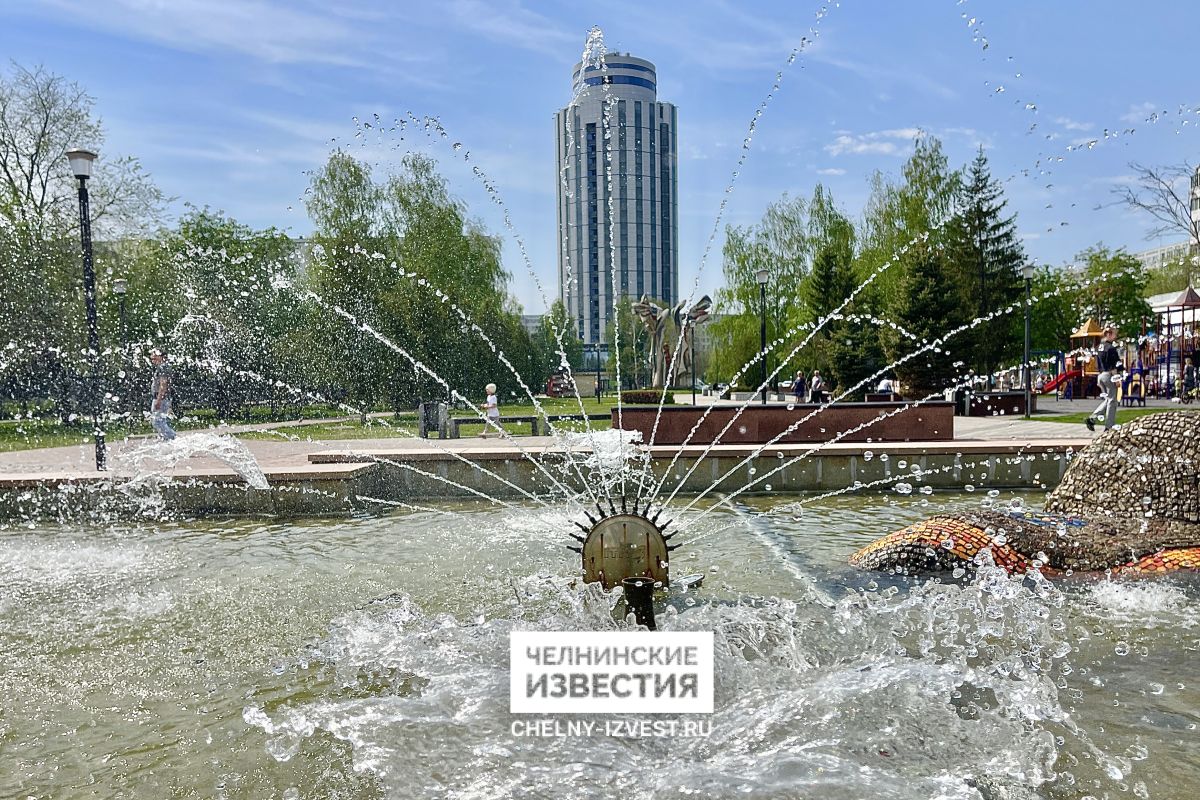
[1141,285,1200,400]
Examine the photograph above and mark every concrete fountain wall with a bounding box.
[0,438,1082,519]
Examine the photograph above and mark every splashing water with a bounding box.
[117,432,269,490]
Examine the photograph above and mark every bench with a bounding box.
[447,413,609,438]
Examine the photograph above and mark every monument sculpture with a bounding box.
[632,294,712,389]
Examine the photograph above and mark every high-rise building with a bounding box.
[555,53,678,347]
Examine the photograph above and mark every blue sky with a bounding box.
[4,0,1199,311]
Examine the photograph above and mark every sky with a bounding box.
[4,0,1200,312]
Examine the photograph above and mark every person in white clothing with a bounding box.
[808,370,824,403]
[479,382,501,438]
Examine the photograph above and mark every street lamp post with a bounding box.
[1022,263,1035,420]
[756,268,769,405]
[67,148,106,471]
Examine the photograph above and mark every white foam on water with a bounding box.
[241,564,1121,800]
[1085,580,1194,628]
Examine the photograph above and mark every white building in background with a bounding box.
[1191,165,1200,230]
[1133,240,1192,272]
[555,53,678,347]
[520,314,543,335]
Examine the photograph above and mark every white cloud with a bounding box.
[446,0,576,57]
[824,128,921,157]
[1053,116,1094,132]
[815,167,846,176]
[37,0,376,67]
[1120,102,1158,123]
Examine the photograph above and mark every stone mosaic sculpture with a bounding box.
[851,411,1200,575]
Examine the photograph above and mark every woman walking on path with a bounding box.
[149,349,177,441]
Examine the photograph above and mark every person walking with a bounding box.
[1084,326,1120,432]
[479,382,501,438]
[149,349,177,441]
[1184,357,1196,403]
[793,370,807,403]
[809,370,824,403]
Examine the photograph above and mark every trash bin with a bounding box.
[418,401,442,438]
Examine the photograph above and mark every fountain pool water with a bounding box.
[3,492,1197,799]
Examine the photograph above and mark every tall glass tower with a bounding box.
[555,54,678,347]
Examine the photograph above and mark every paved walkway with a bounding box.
[0,405,1103,479]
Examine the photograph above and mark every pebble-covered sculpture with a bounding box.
[850,411,1200,575]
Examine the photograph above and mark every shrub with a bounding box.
[620,389,675,405]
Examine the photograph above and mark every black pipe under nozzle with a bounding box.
[622,577,657,630]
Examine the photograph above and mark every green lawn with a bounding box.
[237,418,417,441]
[0,415,220,452]
[1029,407,1200,425]
[0,419,98,452]
[448,395,612,437]
[0,396,644,451]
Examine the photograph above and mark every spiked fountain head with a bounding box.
[571,502,673,590]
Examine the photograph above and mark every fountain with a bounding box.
[4,10,1200,800]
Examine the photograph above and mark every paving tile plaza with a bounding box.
[0,405,1105,482]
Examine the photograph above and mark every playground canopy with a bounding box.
[1070,318,1103,340]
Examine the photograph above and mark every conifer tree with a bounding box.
[889,249,966,397]
[946,147,1026,382]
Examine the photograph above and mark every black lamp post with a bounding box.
[1022,263,1034,419]
[756,268,769,404]
[67,148,106,471]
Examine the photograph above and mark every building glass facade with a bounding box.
[555,54,678,346]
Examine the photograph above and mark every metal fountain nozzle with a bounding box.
[571,501,672,591]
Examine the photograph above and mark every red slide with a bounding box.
[1040,370,1080,393]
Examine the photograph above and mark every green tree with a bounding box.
[945,147,1026,381]
[606,296,647,389]
[887,249,967,397]
[1077,245,1153,337]
[304,151,396,410]
[159,208,308,416]
[303,151,529,411]
[533,300,583,384]
[1026,265,1080,352]
[0,64,164,417]
[802,187,856,324]
[859,135,962,312]
[709,195,809,388]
